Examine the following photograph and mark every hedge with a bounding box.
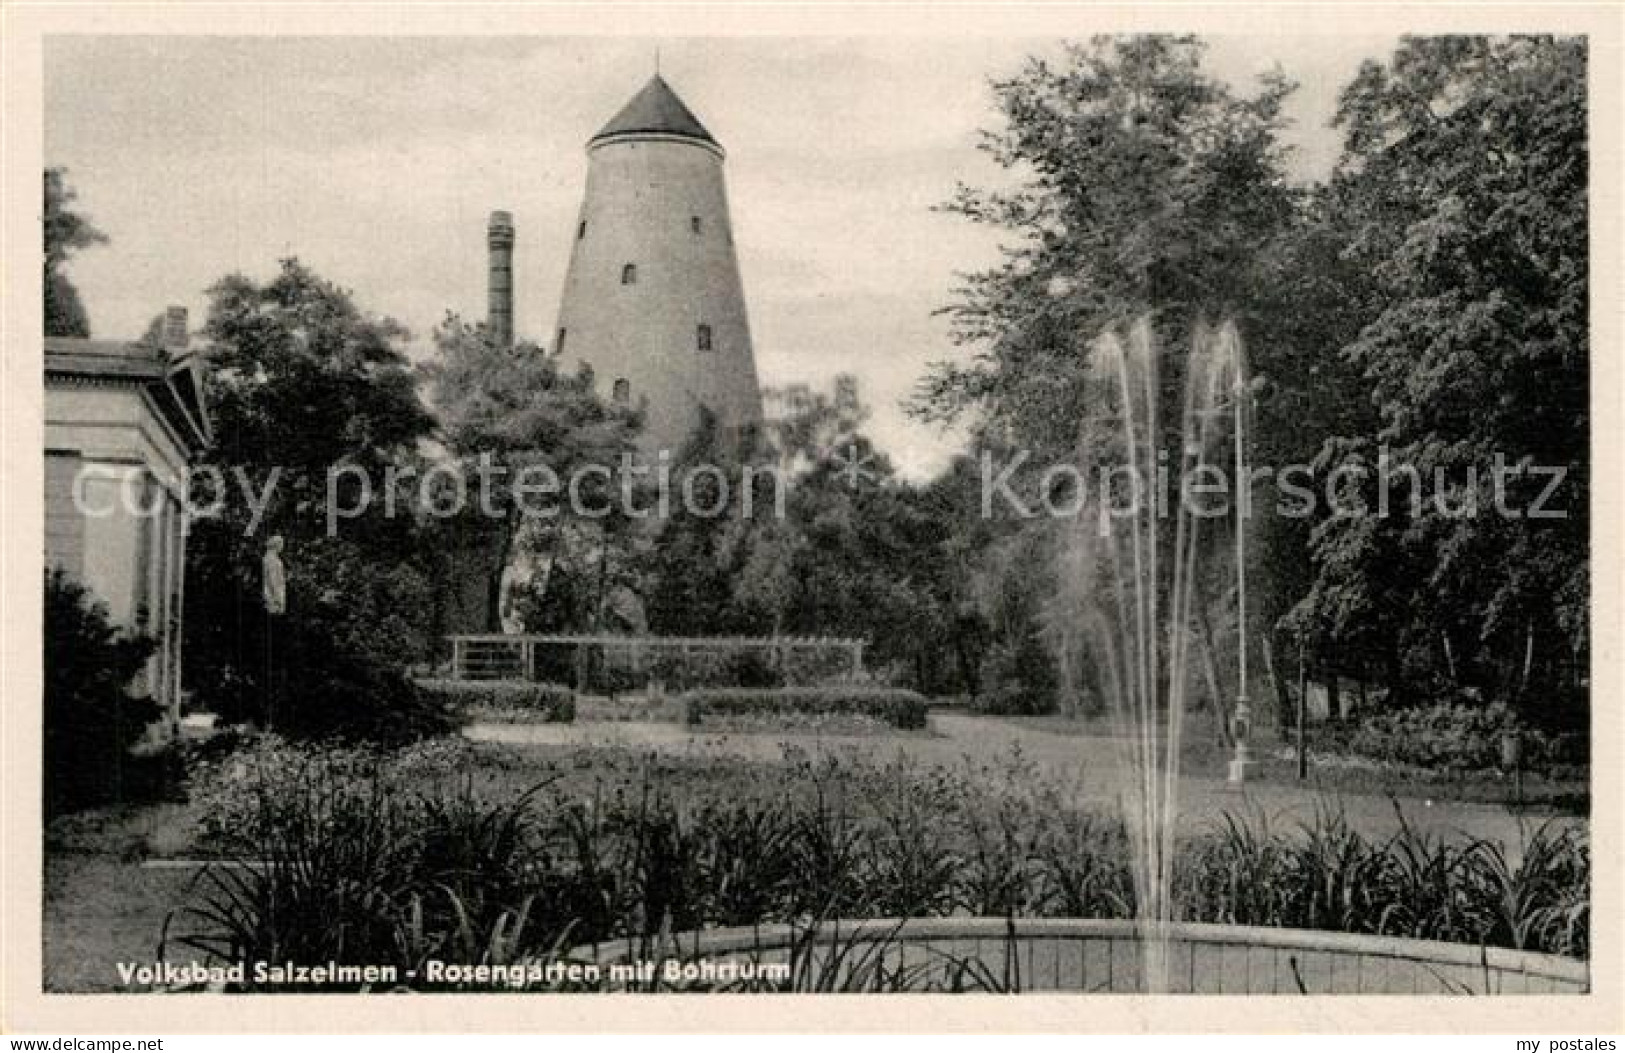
[416,679,576,724]
[571,645,861,693]
[1347,700,1584,773]
[680,686,928,730]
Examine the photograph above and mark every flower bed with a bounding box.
[680,686,929,730]
[416,679,576,724]
[167,736,1589,991]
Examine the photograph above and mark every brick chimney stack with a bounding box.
[162,306,189,351]
[487,211,515,347]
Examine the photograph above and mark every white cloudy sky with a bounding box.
[45,35,1396,478]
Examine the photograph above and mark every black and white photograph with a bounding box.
[4,2,1621,1038]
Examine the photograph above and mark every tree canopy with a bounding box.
[43,168,107,338]
[915,32,1588,718]
[75,33,1586,734]
[419,314,641,633]
[1286,36,1587,704]
[917,35,1299,461]
[184,258,440,727]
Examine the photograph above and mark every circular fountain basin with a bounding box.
[584,917,1588,994]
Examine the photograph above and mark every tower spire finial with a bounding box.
[654,46,660,75]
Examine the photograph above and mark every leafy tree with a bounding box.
[43,168,107,337]
[975,525,1065,714]
[639,406,768,636]
[418,314,642,634]
[912,453,1001,696]
[1236,170,1390,726]
[185,259,442,736]
[913,36,1305,713]
[917,35,1299,461]
[1288,36,1588,710]
[640,380,961,691]
[773,431,944,683]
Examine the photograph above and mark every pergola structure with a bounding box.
[447,633,867,685]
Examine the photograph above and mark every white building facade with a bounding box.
[44,309,210,731]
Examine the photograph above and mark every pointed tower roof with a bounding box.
[590,74,719,149]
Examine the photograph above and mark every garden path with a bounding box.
[466,712,1578,851]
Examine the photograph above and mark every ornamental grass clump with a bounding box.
[1462,821,1589,957]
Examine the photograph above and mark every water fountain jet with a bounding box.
[1053,316,1248,992]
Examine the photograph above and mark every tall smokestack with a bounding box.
[487,210,515,347]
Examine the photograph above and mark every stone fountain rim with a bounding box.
[582,917,1587,983]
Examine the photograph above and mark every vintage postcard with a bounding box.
[2,1,1620,1036]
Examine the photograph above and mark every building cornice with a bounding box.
[587,131,726,161]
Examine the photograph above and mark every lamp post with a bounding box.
[1227,365,1256,786]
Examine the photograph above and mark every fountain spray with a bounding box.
[1055,316,1247,992]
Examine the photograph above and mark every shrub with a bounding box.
[178,766,576,989]
[681,686,928,730]
[187,735,380,853]
[1348,700,1569,773]
[43,569,161,815]
[638,646,854,691]
[862,759,964,916]
[580,654,643,696]
[778,648,861,687]
[189,578,452,746]
[417,679,575,724]
[972,635,1059,715]
[724,649,783,689]
[185,733,479,853]
[289,638,456,745]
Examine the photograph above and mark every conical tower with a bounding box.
[550,74,764,456]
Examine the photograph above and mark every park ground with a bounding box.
[42,707,1585,992]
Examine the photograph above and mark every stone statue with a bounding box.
[262,535,286,616]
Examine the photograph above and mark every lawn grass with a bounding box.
[44,804,215,992]
[984,712,1588,814]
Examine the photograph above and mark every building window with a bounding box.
[555,328,567,355]
[621,263,638,285]
[696,324,713,352]
[691,215,703,234]
[578,220,587,240]
[612,378,630,404]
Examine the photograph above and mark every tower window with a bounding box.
[612,378,630,404]
[578,220,587,240]
[696,324,713,352]
[621,263,638,285]
[690,215,703,235]
[555,328,567,355]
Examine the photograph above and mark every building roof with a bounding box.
[44,337,170,380]
[590,74,719,149]
[45,336,212,451]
